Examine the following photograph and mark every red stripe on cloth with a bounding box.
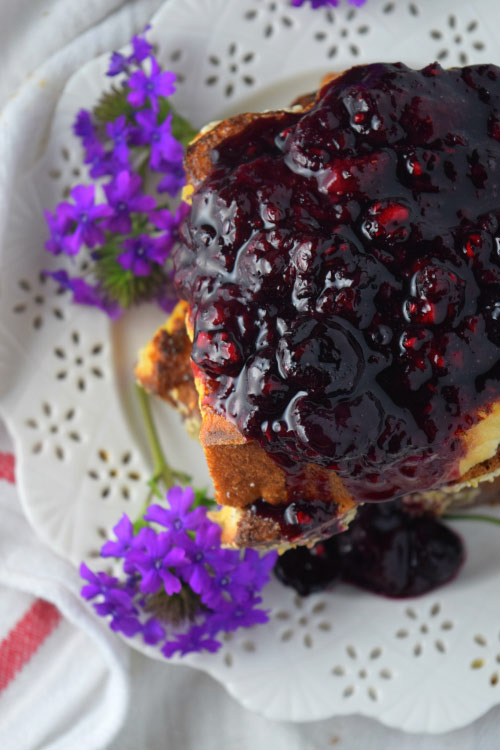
[0,599,61,694]
[0,453,15,484]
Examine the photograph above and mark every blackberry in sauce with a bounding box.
[274,501,464,598]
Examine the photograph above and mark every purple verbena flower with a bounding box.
[130,33,153,63]
[149,203,187,259]
[178,534,219,595]
[133,111,182,171]
[242,547,278,592]
[57,184,112,254]
[153,232,176,263]
[162,625,221,658]
[106,115,131,167]
[73,109,95,142]
[117,234,167,276]
[102,171,156,234]
[127,527,186,595]
[154,273,180,315]
[291,0,336,5]
[82,138,119,179]
[127,58,176,112]
[156,160,186,196]
[80,480,277,658]
[93,588,142,637]
[46,270,121,319]
[44,209,72,255]
[180,556,212,595]
[205,601,270,634]
[73,111,120,178]
[144,486,206,539]
[142,617,165,645]
[107,52,128,77]
[101,514,135,559]
[80,562,118,600]
[201,561,256,609]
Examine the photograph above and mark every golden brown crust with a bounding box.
[135,301,201,435]
[185,74,340,189]
[456,449,500,483]
[185,110,300,188]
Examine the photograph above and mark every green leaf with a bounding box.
[132,517,149,535]
[92,239,170,310]
[93,84,133,124]
[192,487,217,510]
[443,512,500,527]
[147,476,164,499]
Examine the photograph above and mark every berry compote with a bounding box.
[274,501,464,598]
[175,62,500,506]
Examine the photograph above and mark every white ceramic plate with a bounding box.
[2,0,500,733]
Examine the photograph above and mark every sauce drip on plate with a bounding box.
[274,501,464,598]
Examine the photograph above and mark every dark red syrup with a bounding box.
[274,501,465,598]
[175,62,500,505]
[249,497,346,544]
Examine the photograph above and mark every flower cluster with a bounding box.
[44,30,196,316]
[290,0,366,7]
[81,486,277,657]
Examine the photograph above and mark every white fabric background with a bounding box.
[1,1,499,748]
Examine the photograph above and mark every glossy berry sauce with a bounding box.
[274,501,465,598]
[175,62,500,507]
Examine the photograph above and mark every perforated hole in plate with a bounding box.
[12,273,66,328]
[52,331,106,390]
[468,632,500,686]
[25,403,81,460]
[429,13,486,64]
[331,645,392,699]
[275,597,334,647]
[275,610,290,620]
[395,602,452,656]
[87,448,142,501]
[242,0,297,39]
[46,140,95,198]
[204,43,255,98]
[166,47,186,83]
[382,1,419,16]
[311,6,368,60]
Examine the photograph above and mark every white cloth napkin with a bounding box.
[0,423,129,750]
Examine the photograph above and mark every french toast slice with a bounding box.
[138,65,500,548]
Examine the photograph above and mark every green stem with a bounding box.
[136,384,175,489]
[443,512,500,527]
